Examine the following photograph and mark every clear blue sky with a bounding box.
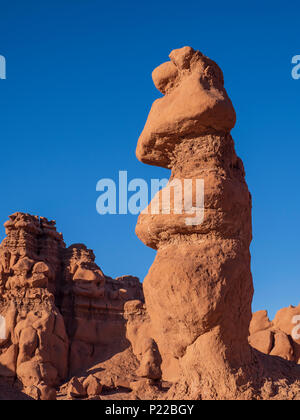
[0,0,299,319]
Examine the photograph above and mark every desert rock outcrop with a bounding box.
[249,306,300,364]
[0,212,143,399]
[0,213,69,399]
[133,46,300,399]
[124,300,162,380]
[60,244,143,376]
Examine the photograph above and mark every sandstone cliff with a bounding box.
[0,212,143,400]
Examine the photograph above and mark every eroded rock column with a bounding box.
[135,47,254,396]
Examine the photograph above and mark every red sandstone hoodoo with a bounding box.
[131,46,300,399]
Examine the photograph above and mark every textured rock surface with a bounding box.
[134,46,253,393]
[136,46,236,168]
[0,213,143,399]
[60,244,143,376]
[249,306,300,363]
[124,300,162,380]
[132,46,300,399]
[0,213,69,400]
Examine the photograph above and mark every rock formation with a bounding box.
[132,46,300,399]
[0,212,143,399]
[249,306,300,364]
[0,213,69,400]
[60,244,143,376]
[124,300,162,381]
